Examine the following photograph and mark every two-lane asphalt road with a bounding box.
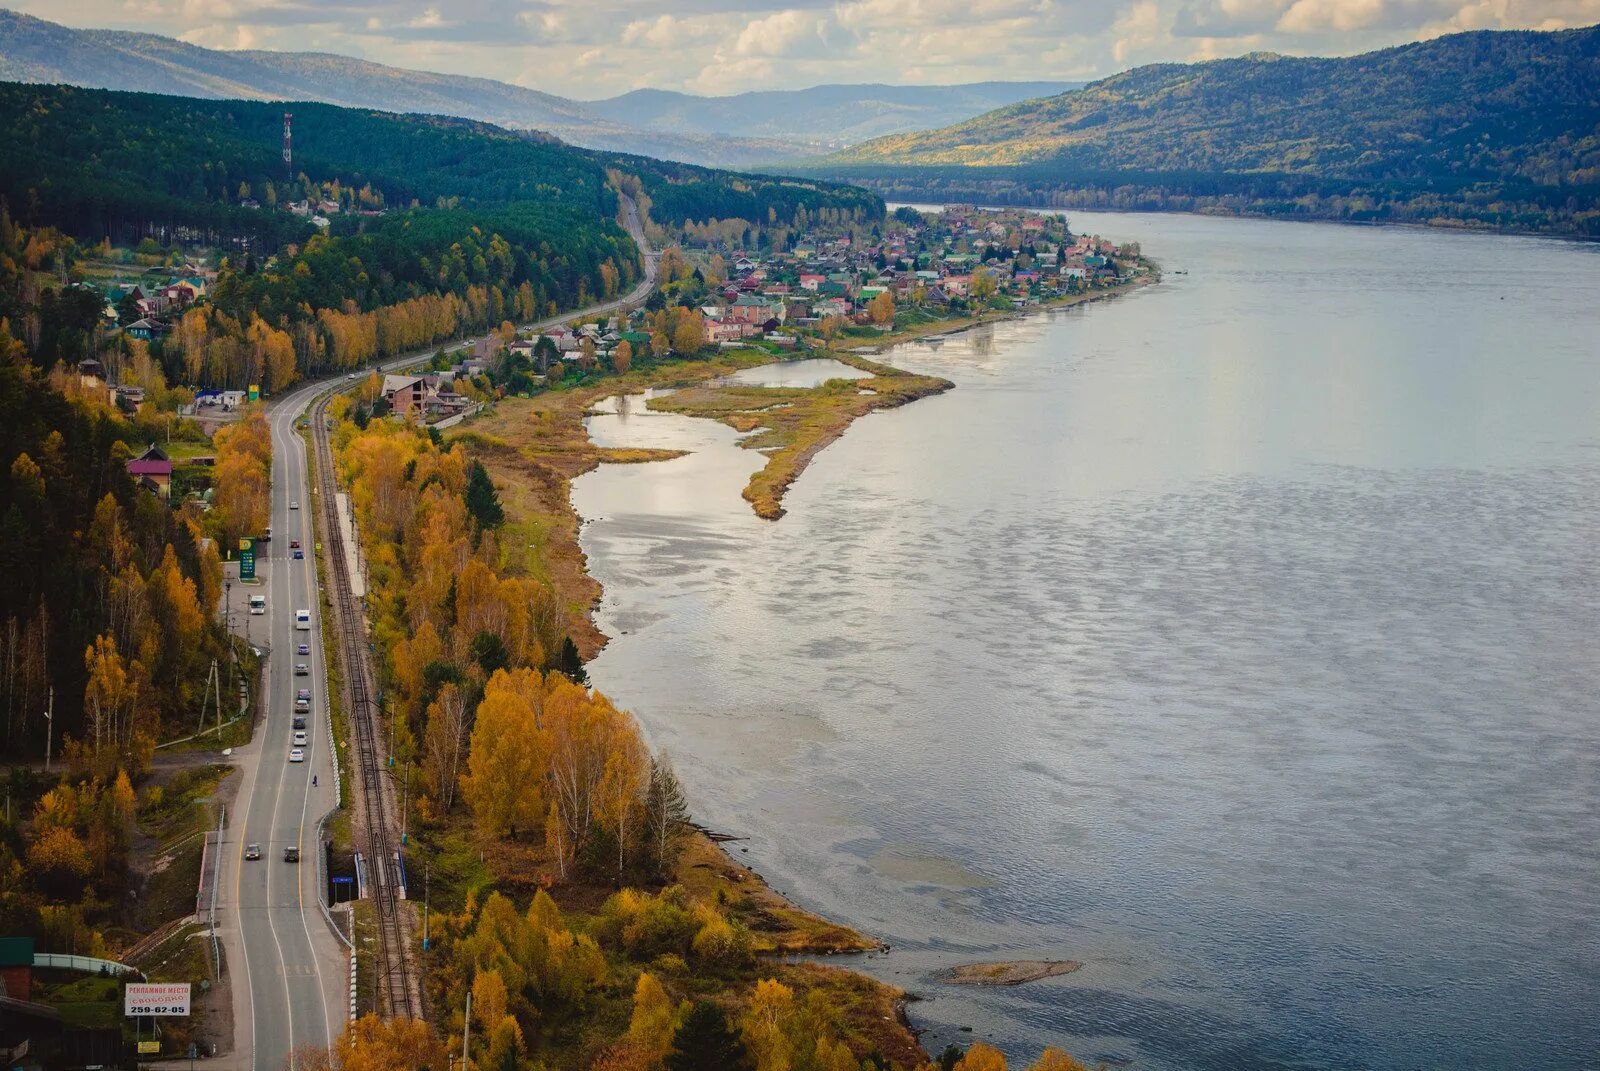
[216,375,348,1071]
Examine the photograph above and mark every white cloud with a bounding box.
[15,0,1600,97]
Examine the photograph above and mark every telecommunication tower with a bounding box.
[282,112,293,175]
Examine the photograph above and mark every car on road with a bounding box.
[290,539,300,549]
[293,715,307,730]
[296,688,311,701]
[297,643,310,656]
[244,843,262,860]
[290,500,300,510]
[293,549,304,560]
[249,595,266,615]
[289,748,305,763]
[295,700,310,716]
[284,846,300,863]
[294,663,309,676]
[295,609,311,630]
[293,730,308,745]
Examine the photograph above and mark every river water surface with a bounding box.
[570,213,1600,1070]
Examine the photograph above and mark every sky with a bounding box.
[19,0,1600,98]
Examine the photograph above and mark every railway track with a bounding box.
[308,389,421,1021]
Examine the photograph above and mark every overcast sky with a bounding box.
[18,0,1599,98]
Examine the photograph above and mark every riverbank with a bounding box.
[451,362,929,1065]
[832,271,1158,356]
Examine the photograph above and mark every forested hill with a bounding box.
[813,26,1600,235]
[0,81,881,389]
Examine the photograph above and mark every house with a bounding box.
[77,358,105,388]
[709,321,756,344]
[127,443,173,498]
[384,374,471,423]
[111,384,146,415]
[125,318,169,342]
[383,374,428,419]
[159,282,198,309]
[728,294,785,326]
[799,274,825,292]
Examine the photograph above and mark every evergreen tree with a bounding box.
[665,1002,752,1071]
[465,460,505,530]
[558,636,587,685]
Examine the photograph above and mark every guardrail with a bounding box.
[32,953,142,980]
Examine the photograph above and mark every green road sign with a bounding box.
[239,537,256,581]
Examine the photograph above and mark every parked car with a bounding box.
[297,643,311,656]
[289,748,305,763]
[245,843,262,861]
[284,846,300,863]
[294,663,309,676]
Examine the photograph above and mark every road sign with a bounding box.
[125,981,191,1016]
[332,875,354,883]
[138,1040,161,1054]
[238,537,256,581]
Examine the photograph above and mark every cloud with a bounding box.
[15,0,1600,97]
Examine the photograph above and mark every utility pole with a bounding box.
[43,687,53,772]
[461,987,472,1069]
[422,862,430,951]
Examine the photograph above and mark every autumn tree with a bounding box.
[970,266,999,302]
[332,1015,448,1071]
[612,339,633,375]
[423,681,469,812]
[954,1043,1008,1071]
[868,290,895,325]
[461,668,548,838]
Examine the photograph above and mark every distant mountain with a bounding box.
[0,9,1072,167]
[810,26,1600,235]
[587,82,1081,151]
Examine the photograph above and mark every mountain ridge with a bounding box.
[0,9,1074,167]
[806,25,1600,235]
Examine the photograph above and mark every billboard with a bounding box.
[239,537,256,581]
[125,982,191,1016]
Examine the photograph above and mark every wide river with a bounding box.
[570,212,1600,1070]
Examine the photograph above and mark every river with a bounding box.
[569,212,1600,1070]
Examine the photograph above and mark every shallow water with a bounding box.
[716,357,872,388]
[571,213,1600,1070]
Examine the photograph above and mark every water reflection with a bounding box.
[572,213,1600,1070]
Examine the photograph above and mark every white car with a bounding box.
[293,731,308,747]
[289,748,305,763]
[290,500,300,510]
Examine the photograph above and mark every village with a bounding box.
[367,204,1145,425]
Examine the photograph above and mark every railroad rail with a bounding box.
[308,389,422,1021]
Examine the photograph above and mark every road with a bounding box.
[213,375,347,1071]
[207,194,656,1069]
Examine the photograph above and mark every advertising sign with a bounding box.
[239,537,256,581]
[248,383,260,401]
[137,1040,161,1054]
[125,982,191,1017]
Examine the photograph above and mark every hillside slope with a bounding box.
[0,9,1069,166]
[814,27,1600,234]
